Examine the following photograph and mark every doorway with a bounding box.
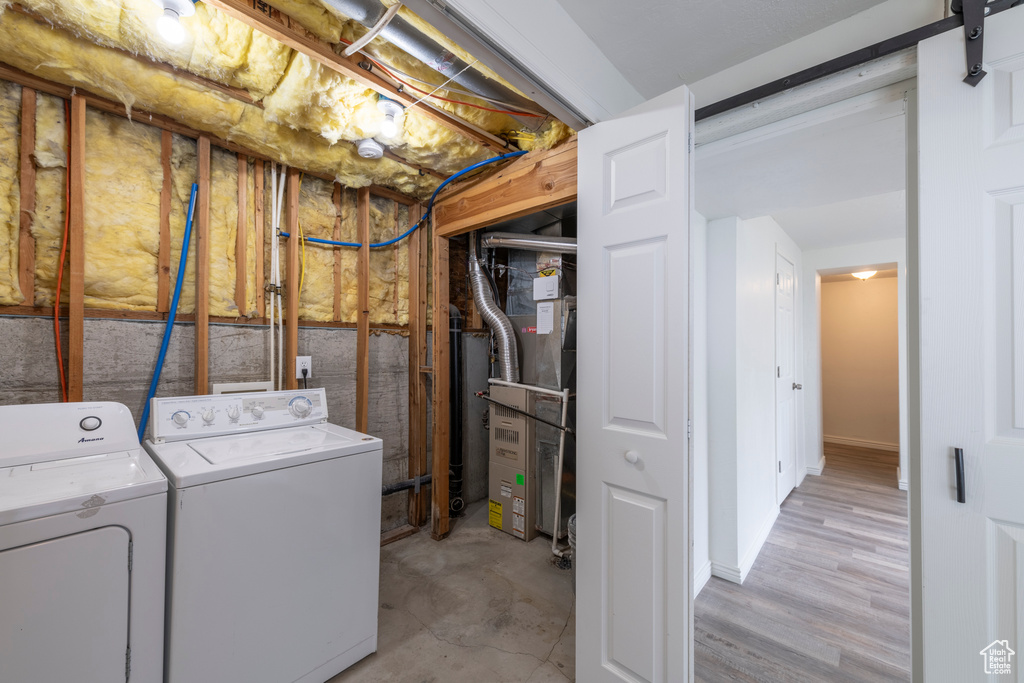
[693,80,912,679]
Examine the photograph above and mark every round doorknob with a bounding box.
[624,450,639,464]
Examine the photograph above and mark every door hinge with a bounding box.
[777,366,781,378]
[127,541,133,573]
[687,419,692,440]
[125,645,131,681]
[778,461,782,473]
[777,273,780,286]
[688,131,693,153]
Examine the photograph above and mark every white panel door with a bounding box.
[577,87,693,682]
[917,6,1024,681]
[776,252,797,503]
[0,527,131,683]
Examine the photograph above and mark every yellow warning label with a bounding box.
[489,500,503,529]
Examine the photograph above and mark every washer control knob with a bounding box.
[201,408,216,424]
[251,405,265,419]
[227,405,240,421]
[289,397,313,418]
[79,416,102,431]
[172,411,190,427]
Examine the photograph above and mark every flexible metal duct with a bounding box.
[322,0,539,115]
[480,232,576,254]
[469,238,519,383]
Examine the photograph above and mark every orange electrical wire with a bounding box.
[53,100,71,402]
[336,35,546,118]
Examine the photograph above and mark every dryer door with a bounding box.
[0,526,131,683]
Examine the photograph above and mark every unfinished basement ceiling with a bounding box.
[555,0,889,99]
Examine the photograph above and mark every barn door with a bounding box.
[577,87,694,681]
[916,6,1024,680]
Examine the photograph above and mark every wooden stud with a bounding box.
[195,137,211,395]
[253,159,265,318]
[235,155,248,315]
[380,524,419,547]
[18,87,36,306]
[434,138,578,238]
[431,217,451,540]
[285,168,301,390]
[67,95,86,402]
[157,130,172,313]
[406,203,427,527]
[333,183,342,322]
[356,186,370,433]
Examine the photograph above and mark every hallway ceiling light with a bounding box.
[152,0,195,44]
[852,270,877,280]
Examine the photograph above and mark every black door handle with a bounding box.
[954,447,966,503]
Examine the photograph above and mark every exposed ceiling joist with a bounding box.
[202,0,518,155]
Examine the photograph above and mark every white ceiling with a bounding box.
[554,0,888,99]
[695,90,907,251]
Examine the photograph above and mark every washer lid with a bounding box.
[0,448,167,526]
[145,423,382,488]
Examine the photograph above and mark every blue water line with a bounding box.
[137,183,199,441]
[279,150,527,248]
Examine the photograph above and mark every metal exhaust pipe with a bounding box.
[469,236,519,382]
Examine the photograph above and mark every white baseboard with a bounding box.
[806,456,826,476]
[710,506,780,585]
[694,560,712,596]
[824,435,899,452]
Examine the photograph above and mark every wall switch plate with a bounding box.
[295,356,312,379]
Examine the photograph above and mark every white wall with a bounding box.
[707,215,802,584]
[688,0,944,107]
[801,239,908,489]
[692,212,710,595]
[821,277,900,448]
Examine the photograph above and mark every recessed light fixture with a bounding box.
[852,270,877,280]
[377,96,404,137]
[152,0,195,44]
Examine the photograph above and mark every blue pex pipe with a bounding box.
[279,149,527,248]
[137,183,198,441]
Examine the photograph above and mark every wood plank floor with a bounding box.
[695,444,910,682]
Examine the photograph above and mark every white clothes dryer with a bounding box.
[144,388,383,683]
[0,401,168,683]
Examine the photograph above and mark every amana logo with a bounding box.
[78,437,104,443]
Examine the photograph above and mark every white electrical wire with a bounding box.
[406,59,479,111]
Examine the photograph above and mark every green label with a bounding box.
[516,473,525,486]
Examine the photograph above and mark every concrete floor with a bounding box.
[330,501,576,683]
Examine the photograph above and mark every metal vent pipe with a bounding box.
[469,237,519,383]
[480,232,576,254]
[321,0,539,115]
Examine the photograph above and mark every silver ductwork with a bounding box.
[480,232,576,254]
[322,0,540,116]
[469,238,519,383]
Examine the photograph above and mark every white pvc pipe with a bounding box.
[487,377,565,398]
[268,164,277,390]
[341,1,402,57]
[275,166,286,391]
[551,387,571,559]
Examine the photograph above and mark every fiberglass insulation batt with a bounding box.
[33,93,68,307]
[0,80,20,305]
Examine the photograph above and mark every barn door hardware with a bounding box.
[951,0,1023,86]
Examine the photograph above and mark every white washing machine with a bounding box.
[144,388,383,683]
[0,401,168,683]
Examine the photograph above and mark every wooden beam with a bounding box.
[434,139,578,238]
[157,130,172,313]
[380,524,419,547]
[382,151,448,181]
[195,136,211,395]
[332,183,342,322]
[431,219,450,540]
[201,0,515,155]
[253,159,265,317]
[406,203,428,527]
[67,95,86,402]
[18,87,36,306]
[370,184,424,206]
[235,154,248,314]
[356,186,370,433]
[285,168,301,390]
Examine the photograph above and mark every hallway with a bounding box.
[695,444,910,682]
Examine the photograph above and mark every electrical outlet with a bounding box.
[295,356,312,379]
